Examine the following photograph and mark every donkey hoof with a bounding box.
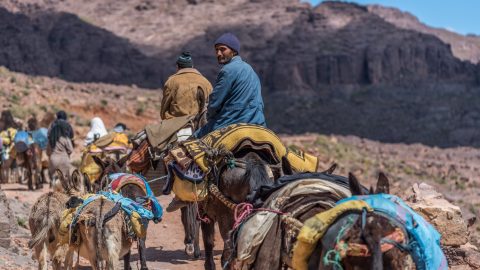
[140,267,148,270]
[185,244,195,256]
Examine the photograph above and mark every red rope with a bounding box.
[233,203,285,230]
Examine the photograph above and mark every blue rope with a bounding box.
[227,158,236,169]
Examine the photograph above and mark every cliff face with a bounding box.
[0,0,477,88]
[0,0,479,146]
[368,4,480,64]
[253,2,477,92]
[0,7,163,88]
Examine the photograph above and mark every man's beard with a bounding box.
[217,55,233,64]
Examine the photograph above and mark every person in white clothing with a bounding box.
[84,117,108,146]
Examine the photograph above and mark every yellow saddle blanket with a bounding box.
[79,151,104,183]
[88,132,131,153]
[80,132,131,183]
[180,124,318,173]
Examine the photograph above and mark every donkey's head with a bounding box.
[316,173,411,270]
[90,156,123,192]
[216,151,272,205]
[56,169,88,196]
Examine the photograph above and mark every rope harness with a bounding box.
[322,215,407,270]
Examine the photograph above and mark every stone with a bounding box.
[443,244,480,269]
[449,266,472,270]
[0,190,12,249]
[404,183,468,246]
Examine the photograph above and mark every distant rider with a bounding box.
[161,51,213,120]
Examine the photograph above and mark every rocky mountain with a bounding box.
[0,0,479,147]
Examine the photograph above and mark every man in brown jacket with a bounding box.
[161,52,212,212]
[160,52,213,120]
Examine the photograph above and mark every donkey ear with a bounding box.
[56,169,68,191]
[349,173,365,196]
[92,155,106,170]
[117,154,128,168]
[324,163,337,174]
[71,170,81,192]
[376,172,390,194]
[83,173,92,193]
[281,156,293,176]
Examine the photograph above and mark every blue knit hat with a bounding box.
[215,33,240,54]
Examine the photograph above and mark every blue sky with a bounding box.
[307,0,480,35]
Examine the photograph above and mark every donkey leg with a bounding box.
[27,170,33,190]
[181,205,198,257]
[106,252,119,270]
[123,251,132,270]
[34,242,47,270]
[138,238,149,270]
[201,220,216,270]
[62,246,76,270]
[218,217,234,268]
[194,218,201,259]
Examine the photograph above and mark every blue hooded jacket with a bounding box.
[195,56,266,138]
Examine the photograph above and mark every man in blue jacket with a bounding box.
[195,33,266,138]
[167,33,267,212]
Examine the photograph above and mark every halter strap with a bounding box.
[336,227,406,257]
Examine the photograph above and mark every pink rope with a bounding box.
[233,202,286,230]
[195,202,212,224]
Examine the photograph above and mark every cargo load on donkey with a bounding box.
[80,131,132,184]
[162,123,319,202]
[124,115,199,195]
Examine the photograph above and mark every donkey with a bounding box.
[65,195,132,270]
[309,173,414,270]
[16,142,43,190]
[86,156,151,270]
[28,170,86,270]
[114,102,208,259]
[197,150,275,270]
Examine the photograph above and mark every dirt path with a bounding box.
[2,184,222,270]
